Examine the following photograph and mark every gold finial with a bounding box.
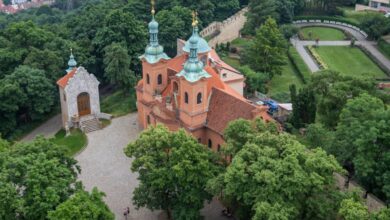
[192,11,198,27]
[151,0,155,16]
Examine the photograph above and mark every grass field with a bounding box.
[300,27,346,41]
[52,129,87,156]
[313,46,386,78]
[101,90,137,117]
[268,58,304,102]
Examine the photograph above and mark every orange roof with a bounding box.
[167,54,187,72]
[204,66,244,100]
[209,49,240,73]
[57,68,77,88]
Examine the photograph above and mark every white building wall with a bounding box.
[63,67,100,127]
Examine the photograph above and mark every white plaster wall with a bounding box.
[226,81,244,96]
[64,67,100,125]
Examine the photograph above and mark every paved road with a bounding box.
[76,113,229,220]
[21,114,62,142]
[294,23,390,73]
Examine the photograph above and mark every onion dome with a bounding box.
[176,14,211,83]
[66,49,77,73]
[183,25,211,54]
[139,2,170,64]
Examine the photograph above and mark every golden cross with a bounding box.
[192,11,198,27]
[151,0,155,16]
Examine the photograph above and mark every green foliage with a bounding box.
[217,125,343,219]
[279,24,299,40]
[333,93,390,202]
[243,0,279,35]
[101,90,137,117]
[155,6,193,56]
[305,123,334,150]
[360,14,390,40]
[0,137,80,219]
[238,65,269,95]
[103,42,136,90]
[125,125,221,219]
[290,84,316,128]
[242,18,287,79]
[309,70,377,128]
[378,38,390,60]
[48,188,114,220]
[339,198,370,220]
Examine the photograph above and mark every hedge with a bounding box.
[293,16,362,29]
[287,47,312,84]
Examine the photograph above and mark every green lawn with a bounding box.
[51,129,87,156]
[221,56,241,69]
[268,58,304,102]
[231,37,252,48]
[313,46,386,78]
[300,27,346,41]
[101,90,137,117]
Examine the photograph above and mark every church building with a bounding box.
[136,8,272,151]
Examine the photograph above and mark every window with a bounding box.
[198,138,201,143]
[63,93,66,102]
[147,115,151,124]
[217,144,221,152]
[146,74,150,84]
[157,74,162,85]
[185,92,189,104]
[208,139,212,149]
[222,73,227,78]
[197,93,202,104]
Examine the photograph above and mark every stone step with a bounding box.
[81,118,101,133]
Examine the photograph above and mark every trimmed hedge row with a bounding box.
[287,47,312,84]
[293,16,362,29]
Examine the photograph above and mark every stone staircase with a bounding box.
[80,116,101,133]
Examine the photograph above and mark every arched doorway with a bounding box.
[77,92,91,116]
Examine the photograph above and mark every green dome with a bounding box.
[148,18,159,32]
[145,45,164,55]
[66,51,77,73]
[183,36,211,54]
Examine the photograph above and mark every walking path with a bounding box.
[293,23,390,73]
[76,113,228,220]
[21,114,62,142]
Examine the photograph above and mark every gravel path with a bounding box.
[21,114,62,142]
[76,113,229,220]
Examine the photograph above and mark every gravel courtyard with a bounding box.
[76,113,228,220]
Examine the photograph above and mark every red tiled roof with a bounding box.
[204,66,244,100]
[56,68,77,88]
[209,49,240,74]
[167,54,187,72]
[206,87,270,134]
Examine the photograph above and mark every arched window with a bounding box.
[146,74,150,84]
[157,74,162,85]
[185,92,189,104]
[208,139,212,149]
[197,93,202,104]
[147,115,151,124]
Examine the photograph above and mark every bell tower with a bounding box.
[176,12,211,129]
[139,0,170,102]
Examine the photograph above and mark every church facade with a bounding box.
[136,11,272,151]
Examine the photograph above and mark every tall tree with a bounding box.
[216,130,343,219]
[125,125,220,220]
[243,18,287,78]
[290,84,317,128]
[243,0,279,35]
[0,137,80,219]
[103,42,136,91]
[333,93,390,202]
[48,188,114,220]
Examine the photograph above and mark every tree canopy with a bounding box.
[125,125,221,220]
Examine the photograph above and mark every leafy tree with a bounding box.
[0,137,80,219]
[290,84,316,128]
[279,24,299,40]
[48,188,114,220]
[4,66,55,121]
[218,130,343,219]
[0,80,25,137]
[305,123,334,151]
[224,118,254,157]
[23,48,64,82]
[361,14,390,40]
[339,198,370,220]
[333,93,390,202]
[211,0,240,21]
[238,65,269,95]
[103,42,136,91]
[156,6,193,56]
[243,0,279,35]
[309,70,377,128]
[243,18,287,78]
[125,125,220,220]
